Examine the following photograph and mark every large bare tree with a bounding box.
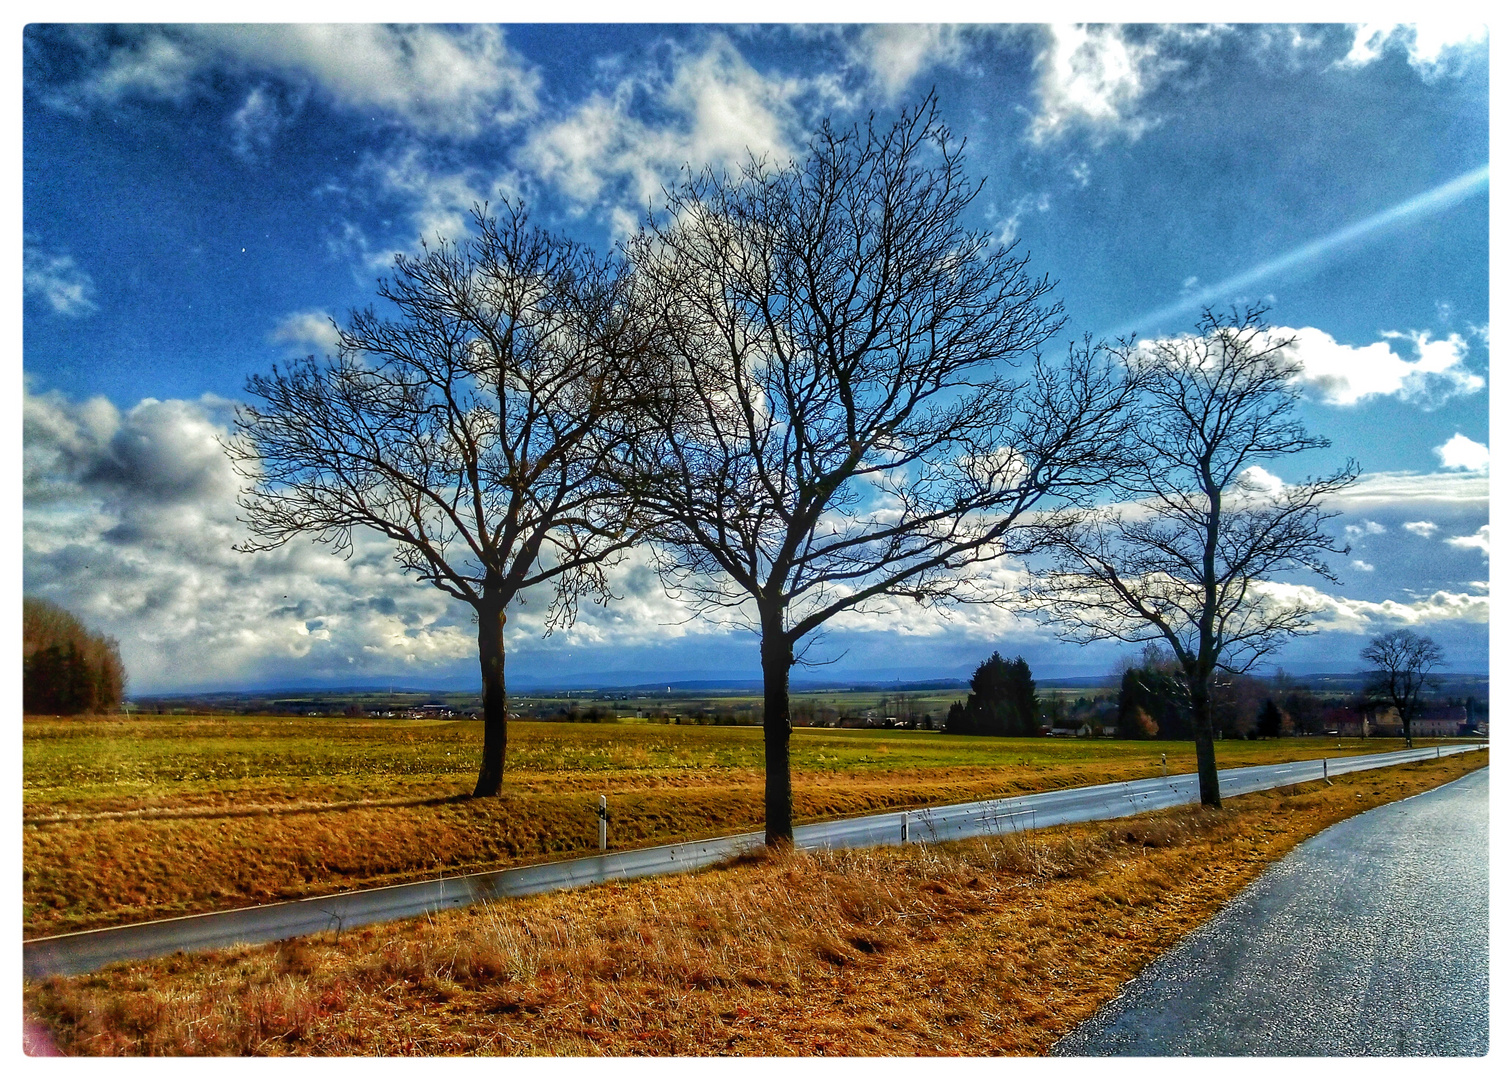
[623,99,1140,843]
[1361,629,1444,748]
[232,205,648,796]
[1032,307,1357,807]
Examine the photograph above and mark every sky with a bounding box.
[19,19,1492,694]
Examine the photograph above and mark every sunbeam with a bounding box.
[1109,164,1490,338]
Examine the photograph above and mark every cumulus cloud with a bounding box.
[1237,465,1285,495]
[50,24,540,139]
[24,387,478,689]
[1029,24,1162,144]
[1254,581,1489,632]
[1446,525,1489,556]
[24,240,98,316]
[1435,433,1490,473]
[21,386,752,692]
[1339,23,1488,79]
[1350,560,1375,572]
[519,35,800,225]
[1345,520,1387,539]
[1275,325,1484,408]
[356,146,515,258]
[1026,25,1230,145]
[1402,521,1439,538]
[272,310,342,355]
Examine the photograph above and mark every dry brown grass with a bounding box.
[26,712,1424,936]
[24,751,1486,1056]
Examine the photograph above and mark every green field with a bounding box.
[24,714,1443,937]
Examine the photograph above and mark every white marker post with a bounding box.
[1161,753,1167,777]
[1323,758,1331,785]
[901,812,909,843]
[598,795,608,852]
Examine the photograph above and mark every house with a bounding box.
[1321,705,1368,737]
[1411,704,1468,738]
[1331,703,1468,738]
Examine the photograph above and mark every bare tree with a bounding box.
[1361,629,1444,748]
[1033,308,1357,807]
[232,204,648,796]
[622,98,1139,843]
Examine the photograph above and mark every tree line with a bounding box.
[233,94,1366,842]
[23,597,126,715]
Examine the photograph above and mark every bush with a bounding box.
[22,598,126,715]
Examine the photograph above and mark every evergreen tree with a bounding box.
[948,652,1040,736]
[1117,667,1188,739]
[1256,699,1283,738]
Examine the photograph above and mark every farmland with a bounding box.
[24,751,1488,1055]
[22,713,1454,938]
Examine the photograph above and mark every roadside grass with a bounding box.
[24,714,1460,936]
[24,752,1487,1056]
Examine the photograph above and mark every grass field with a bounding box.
[24,752,1488,1055]
[23,713,1454,937]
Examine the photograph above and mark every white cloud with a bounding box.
[1026,25,1232,146]
[56,25,540,139]
[1326,470,1487,508]
[1030,24,1160,144]
[1435,433,1490,473]
[850,25,969,99]
[1340,23,1488,79]
[1402,520,1439,538]
[519,35,800,222]
[22,386,746,692]
[1276,325,1484,407]
[229,83,306,161]
[272,310,342,355]
[1345,520,1387,539]
[1255,581,1489,631]
[354,146,513,260]
[24,240,98,316]
[24,387,481,689]
[1446,525,1490,556]
[989,192,1052,244]
[1237,465,1285,495]
[1351,560,1375,572]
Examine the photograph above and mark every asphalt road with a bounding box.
[23,743,1484,980]
[1054,765,1489,1056]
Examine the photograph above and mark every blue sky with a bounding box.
[20,21,1491,693]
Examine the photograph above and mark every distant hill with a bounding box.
[128,668,1485,716]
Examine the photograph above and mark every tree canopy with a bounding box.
[23,597,126,715]
[233,204,650,796]
[1361,629,1444,748]
[1033,308,1357,805]
[620,96,1137,841]
[946,652,1039,736]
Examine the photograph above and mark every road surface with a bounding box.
[1054,765,1489,1056]
[23,743,1484,980]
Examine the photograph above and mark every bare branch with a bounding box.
[229,202,653,796]
[1028,307,1357,806]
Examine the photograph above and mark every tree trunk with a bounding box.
[760,615,794,846]
[1402,712,1413,749]
[1190,675,1222,808]
[473,594,508,798]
